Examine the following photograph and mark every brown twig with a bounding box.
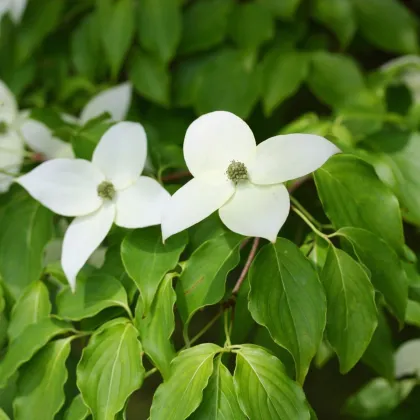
[161,170,191,182]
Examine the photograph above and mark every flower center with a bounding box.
[97,181,115,200]
[226,160,248,184]
[0,121,8,135]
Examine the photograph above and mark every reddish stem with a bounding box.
[161,170,191,182]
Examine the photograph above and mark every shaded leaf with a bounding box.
[64,394,89,420]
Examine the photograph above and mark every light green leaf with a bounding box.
[336,227,407,323]
[352,0,418,54]
[121,227,187,314]
[405,300,420,327]
[321,246,377,373]
[7,281,51,342]
[77,320,144,420]
[262,49,308,116]
[64,394,89,420]
[0,190,53,300]
[57,274,130,321]
[314,154,405,257]
[312,0,355,47]
[249,239,326,384]
[190,357,245,419]
[179,0,234,55]
[129,50,170,106]
[0,408,9,420]
[362,309,394,380]
[258,0,301,18]
[135,273,176,380]
[234,345,310,419]
[229,2,274,50]
[149,343,221,420]
[98,0,135,78]
[137,0,182,63]
[13,338,72,419]
[307,52,365,108]
[176,232,242,326]
[0,317,72,388]
[194,49,262,119]
[307,236,329,272]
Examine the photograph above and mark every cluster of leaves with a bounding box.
[1,0,420,419]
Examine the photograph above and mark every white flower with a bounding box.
[0,80,73,192]
[62,82,133,125]
[161,111,339,242]
[18,122,170,290]
[0,0,27,24]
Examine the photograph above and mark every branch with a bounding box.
[161,170,191,182]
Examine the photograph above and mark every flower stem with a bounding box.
[189,311,222,346]
[223,310,232,347]
[144,367,158,379]
[292,206,331,243]
[290,196,323,228]
[232,237,260,296]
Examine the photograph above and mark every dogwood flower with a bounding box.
[0,0,27,24]
[0,80,73,192]
[62,82,132,125]
[162,111,339,242]
[18,121,170,290]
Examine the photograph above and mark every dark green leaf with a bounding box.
[176,232,242,326]
[0,317,72,388]
[77,320,144,420]
[149,343,221,420]
[64,394,89,420]
[258,0,301,18]
[0,190,53,300]
[135,273,176,380]
[234,345,310,419]
[13,338,72,419]
[262,50,308,116]
[56,274,130,321]
[249,239,326,384]
[352,0,418,54]
[8,281,51,342]
[190,357,245,419]
[129,50,170,106]
[138,0,182,63]
[314,154,405,257]
[179,0,234,55]
[321,246,377,373]
[121,227,187,314]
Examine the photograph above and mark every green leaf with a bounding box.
[262,50,308,116]
[312,0,355,47]
[149,343,221,420]
[405,300,420,327]
[229,2,275,50]
[0,317,72,388]
[307,52,365,109]
[190,357,245,419]
[64,394,89,420]
[249,239,326,384]
[121,227,187,314]
[314,154,405,257]
[16,0,65,63]
[0,408,9,420]
[129,50,170,106]
[135,273,176,380]
[258,0,301,18]
[307,236,329,272]
[176,232,242,326]
[13,338,72,419]
[352,0,418,54]
[321,246,377,373]
[8,281,51,342]
[336,227,407,323]
[98,0,135,78]
[362,309,394,380]
[179,0,234,54]
[194,49,262,119]
[137,0,182,63]
[56,274,130,321]
[0,190,53,300]
[77,320,144,420]
[234,345,310,419]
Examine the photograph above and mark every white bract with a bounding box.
[162,111,339,242]
[0,80,73,193]
[18,121,170,290]
[0,0,27,24]
[395,339,420,379]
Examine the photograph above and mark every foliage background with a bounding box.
[2,0,420,419]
